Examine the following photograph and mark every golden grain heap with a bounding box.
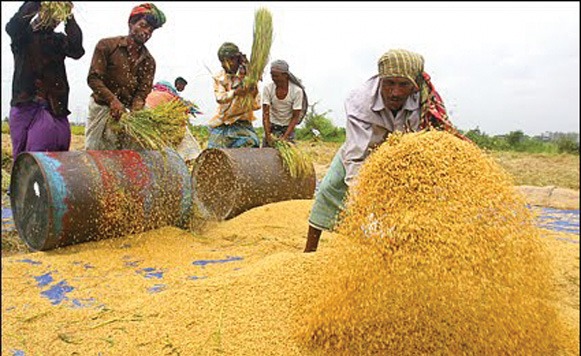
[296,130,576,354]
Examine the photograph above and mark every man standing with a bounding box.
[207,42,261,149]
[261,60,308,147]
[304,49,467,252]
[85,2,166,150]
[6,1,84,161]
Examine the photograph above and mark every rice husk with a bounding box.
[296,130,577,354]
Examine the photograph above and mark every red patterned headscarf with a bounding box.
[418,72,470,142]
[129,3,166,29]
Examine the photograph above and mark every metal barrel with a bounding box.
[191,147,316,220]
[9,149,192,251]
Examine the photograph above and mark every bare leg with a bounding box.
[304,225,322,253]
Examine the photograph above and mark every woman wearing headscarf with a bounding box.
[145,79,203,163]
[207,42,261,149]
[85,2,166,150]
[262,59,308,147]
[304,49,469,252]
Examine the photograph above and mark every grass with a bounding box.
[293,141,580,191]
[71,125,85,136]
[2,132,579,190]
[492,151,580,189]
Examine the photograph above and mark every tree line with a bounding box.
[3,113,579,155]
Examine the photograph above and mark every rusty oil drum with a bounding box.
[9,149,192,251]
[191,147,316,220]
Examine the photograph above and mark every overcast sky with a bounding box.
[2,1,579,136]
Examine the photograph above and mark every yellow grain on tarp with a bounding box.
[1,200,328,355]
[539,227,580,331]
[296,130,578,355]
[1,178,578,353]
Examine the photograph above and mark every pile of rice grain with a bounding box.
[296,130,577,355]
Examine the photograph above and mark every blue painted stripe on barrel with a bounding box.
[34,153,68,238]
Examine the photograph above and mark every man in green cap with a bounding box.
[85,2,166,150]
[207,42,261,148]
[304,49,468,252]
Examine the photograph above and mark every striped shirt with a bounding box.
[209,69,260,127]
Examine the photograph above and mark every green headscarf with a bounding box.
[218,42,241,61]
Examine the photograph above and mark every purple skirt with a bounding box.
[9,102,71,161]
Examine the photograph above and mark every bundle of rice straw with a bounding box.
[35,1,73,29]
[240,7,273,111]
[273,139,314,179]
[112,99,189,151]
